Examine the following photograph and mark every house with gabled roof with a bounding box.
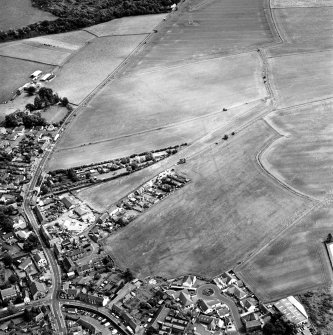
[179,290,194,308]
[0,286,17,302]
[182,275,196,288]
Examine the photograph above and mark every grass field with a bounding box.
[271,0,333,8]
[0,0,56,31]
[268,50,333,108]
[85,14,166,37]
[261,100,333,199]
[0,56,53,103]
[269,7,333,56]
[0,42,71,66]
[124,0,274,71]
[47,34,148,104]
[42,105,68,124]
[48,52,267,169]
[237,206,333,302]
[28,30,94,51]
[103,121,310,278]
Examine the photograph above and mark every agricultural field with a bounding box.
[261,100,333,200]
[28,30,94,51]
[268,50,333,108]
[48,99,266,170]
[85,14,166,37]
[49,52,267,169]
[237,206,333,302]
[47,34,149,104]
[271,0,333,8]
[269,7,333,56]
[0,0,56,31]
[103,121,310,278]
[0,56,53,103]
[124,0,274,72]
[0,42,71,66]
[42,105,68,124]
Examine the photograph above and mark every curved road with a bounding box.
[61,300,130,335]
[196,284,243,331]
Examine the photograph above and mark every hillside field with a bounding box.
[85,14,165,37]
[48,52,267,169]
[124,0,275,72]
[103,121,310,278]
[269,7,333,56]
[237,206,333,302]
[261,100,333,199]
[47,34,149,104]
[268,50,333,108]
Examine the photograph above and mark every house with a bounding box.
[16,230,32,240]
[0,286,17,302]
[74,207,87,217]
[182,275,196,288]
[228,285,247,300]
[77,318,97,334]
[30,280,47,300]
[217,306,230,318]
[241,298,257,313]
[76,263,93,276]
[197,314,213,325]
[33,252,47,267]
[34,311,44,322]
[19,257,33,271]
[245,319,262,332]
[66,289,79,299]
[198,298,222,314]
[77,292,108,306]
[63,257,76,273]
[0,127,7,135]
[214,272,238,289]
[13,218,27,230]
[179,290,194,308]
[3,232,14,241]
[61,196,77,209]
[14,126,25,136]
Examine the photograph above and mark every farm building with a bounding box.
[273,296,308,325]
[40,73,52,81]
[30,70,42,78]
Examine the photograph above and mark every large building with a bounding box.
[274,296,308,325]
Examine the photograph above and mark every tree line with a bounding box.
[0,0,180,43]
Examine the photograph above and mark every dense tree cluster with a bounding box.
[0,210,14,233]
[0,0,180,43]
[5,111,47,129]
[262,315,297,335]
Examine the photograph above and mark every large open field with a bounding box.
[0,42,72,66]
[124,0,274,71]
[47,34,149,104]
[237,205,333,302]
[0,56,53,103]
[268,7,333,56]
[103,121,310,278]
[48,52,267,169]
[261,100,333,200]
[48,100,265,170]
[0,0,56,31]
[85,14,166,37]
[268,50,333,108]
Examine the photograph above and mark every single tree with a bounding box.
[26,86,36,95]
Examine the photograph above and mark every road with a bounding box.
[196,284,243,331]
[61,300,130,335]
